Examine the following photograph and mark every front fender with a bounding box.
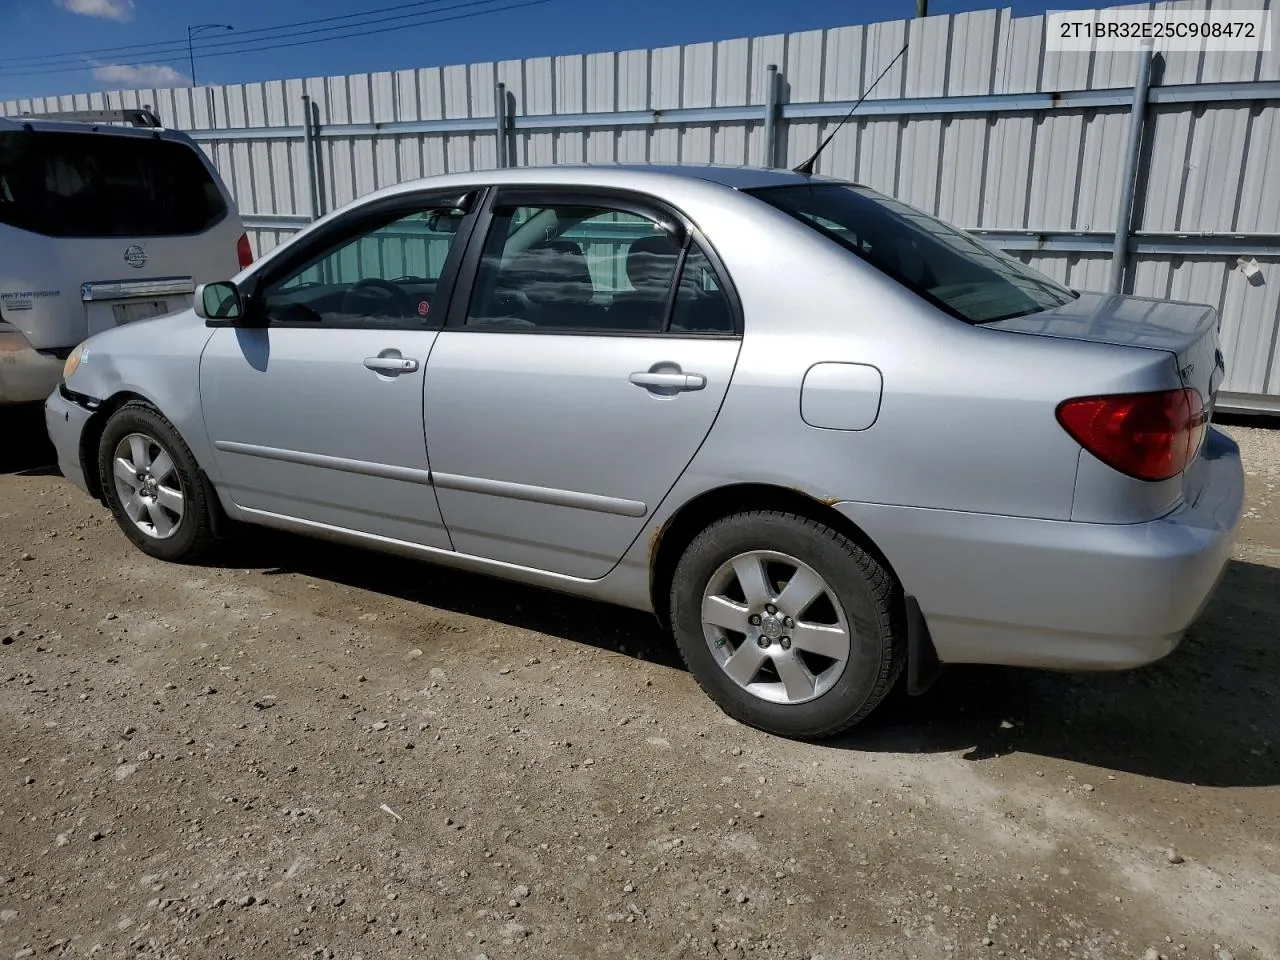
[62,311,219,480]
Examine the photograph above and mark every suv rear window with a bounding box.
[748,183,1077,324]
[0,130,227,238]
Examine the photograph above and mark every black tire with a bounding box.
[97,402,216,563]
[670,510,904,739]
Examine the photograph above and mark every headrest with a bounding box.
[501,239,594,305]
[626,234,680,289]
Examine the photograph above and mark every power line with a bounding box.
[0,0,552,80]
[5,0,478,65]
[1,0,535,73]
[182,0,537,59]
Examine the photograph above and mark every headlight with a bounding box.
[62,342,88,380]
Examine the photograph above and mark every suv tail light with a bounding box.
[1056,388,1207,482]
[236,233,254,269]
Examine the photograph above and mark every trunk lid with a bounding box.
[987,291,1225,414]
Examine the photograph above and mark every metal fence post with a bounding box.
[301,94,318,222]
[1109,41,1154,295]
[762,64,779,168]
[495,82,508,169]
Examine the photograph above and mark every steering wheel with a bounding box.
[341,277,416,318]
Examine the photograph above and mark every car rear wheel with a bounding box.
[98,402,215,563]
[670,510,904,739]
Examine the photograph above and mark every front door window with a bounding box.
[259,206,467,329]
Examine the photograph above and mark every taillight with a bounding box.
[1056,388,1207,482]
[236,233,254,269]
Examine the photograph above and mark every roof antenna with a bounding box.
[793,42,909,176]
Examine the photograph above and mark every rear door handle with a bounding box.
[364,356,419,374]
[629,371,706,392]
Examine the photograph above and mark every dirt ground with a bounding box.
[2,405,1277,960]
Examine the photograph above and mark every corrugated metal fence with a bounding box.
[6,0,1280,409]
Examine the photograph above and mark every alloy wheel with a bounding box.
[111,432,185,540]
[700,550,851,705]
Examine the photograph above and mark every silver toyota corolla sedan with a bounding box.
[44,164,1244,738]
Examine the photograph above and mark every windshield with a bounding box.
[748,183,1077,324]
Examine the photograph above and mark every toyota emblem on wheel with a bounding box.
[123,245,148,269]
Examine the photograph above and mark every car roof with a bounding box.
[548,164,831,189]
[0,115,193,144]
[358,163,844,204]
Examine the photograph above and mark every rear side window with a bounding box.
[749,183,1077,324]
[0,130,227,238]
[670,246,734,334]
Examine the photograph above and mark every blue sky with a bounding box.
[0,0,1088,101]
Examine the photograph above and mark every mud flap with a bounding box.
[905,595,942,696]
[198,468,235,540]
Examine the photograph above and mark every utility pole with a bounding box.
[916,0,928,16]
[187,23,233,87]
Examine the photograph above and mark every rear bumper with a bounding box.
[44,386,95,497]
[834,427,1244,670]
[0,322,64,405]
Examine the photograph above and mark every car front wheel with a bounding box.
[98,402,215,563]
[670,510,904,739]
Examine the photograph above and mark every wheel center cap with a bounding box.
[760,616,784,640]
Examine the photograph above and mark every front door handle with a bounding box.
[364,355,419,374]
[629,371,706,392]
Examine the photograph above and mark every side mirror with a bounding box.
[194,281,244,326]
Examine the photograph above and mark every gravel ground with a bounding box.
[1,407,1278,960]
[1228,420,1280,545]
